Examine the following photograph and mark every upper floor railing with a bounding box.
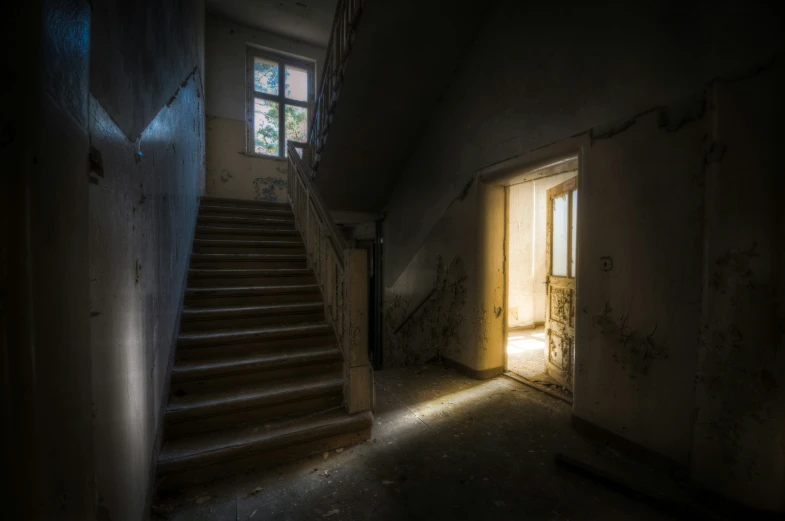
[308,0,366,171]
[287,141,373,413]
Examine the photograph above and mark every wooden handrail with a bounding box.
[286,139,373,414]
[287,141,346,265]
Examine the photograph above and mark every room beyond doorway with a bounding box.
[505,168,578,400]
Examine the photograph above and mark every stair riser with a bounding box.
[200,198,291,210]
[200,209,294,219]
[165,393,343,438]
[171,361,343,394]
[187,275,316,287]
[189,260,307,269]
[192,245,305,255]
[177,334,337,360]
[195,230,300,241]
[156,426,372,490]
[184,292,320,307]
[180,310,325,331]
[197,217,295,229]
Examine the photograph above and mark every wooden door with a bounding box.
[545,176,578,391]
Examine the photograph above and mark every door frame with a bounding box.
[474,137,584,405]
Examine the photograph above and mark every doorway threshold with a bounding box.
[504,371,573,405]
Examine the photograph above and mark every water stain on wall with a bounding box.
[253,176,287,202]
[384,255,468,367]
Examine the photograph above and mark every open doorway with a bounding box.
[505,170,578,399]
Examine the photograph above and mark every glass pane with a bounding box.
[552,193,569,276]
[254,99,279,155]
[285,64,309,101]
[571,190,578,277]
[285,105,308,156]
[254,57,279,95]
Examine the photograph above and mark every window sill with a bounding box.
[240,152,288,162]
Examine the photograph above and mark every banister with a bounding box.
[307,0,366,170]
[287,141,346,266]
[286,139,373,414]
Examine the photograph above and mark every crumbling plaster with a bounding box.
[87,2,206,521]
[204,14,325,203]
[381,0,784,512]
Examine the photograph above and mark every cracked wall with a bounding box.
[380,0,784,512]
[203,14,325,202]
[88,2,206,521]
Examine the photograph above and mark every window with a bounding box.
[246,48,314,157]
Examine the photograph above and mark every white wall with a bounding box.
[508,172,576,329]
[204,13,325,202]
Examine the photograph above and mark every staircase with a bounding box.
[155,196,373,488]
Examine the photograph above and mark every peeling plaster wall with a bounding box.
[380,0,784,512]
[508,173,575,328]
[384,0,784,286]
[88,2,205,520]
[204,14,324,202]
[691,67,785,512]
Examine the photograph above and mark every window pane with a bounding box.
[254,99,279,155]
[285,64,309,101]
[285,105,308,155]
[552,193,569,276]
[571,190,578,277]
[254,57,279,95]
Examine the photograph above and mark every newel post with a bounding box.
[342,248,372,413]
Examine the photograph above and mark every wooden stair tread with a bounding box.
[158,409,373,472]
[197,214,294,224]
[178,322,333,346]
[172,345,341,381]
[200,204,293,217]
[193,239,303,248]
[185,284,319,298]
[188,268,312,278]
[196,225,299,235]
[200,196,291,209]
[191,252,305,260]
[166,373,342,416]
[181,302,322,321]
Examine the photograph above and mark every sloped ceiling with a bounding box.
[205,0,337,47]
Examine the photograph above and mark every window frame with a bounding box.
[246,47,315,158]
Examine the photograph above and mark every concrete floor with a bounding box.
[152,365,676,521]
[506,327,547,380]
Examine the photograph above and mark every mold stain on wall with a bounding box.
[592,302,668,376]
[253,175,287,202]
[384,255,468,367]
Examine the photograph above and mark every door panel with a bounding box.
[545,177,577,391]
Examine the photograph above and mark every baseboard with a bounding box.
[570,414,785,519]
[571,414,686,477]
[143,197,199,512]
[508,321,545,332]
[444,357,503,380]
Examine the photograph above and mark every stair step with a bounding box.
[188,268,315,287]
[190,252,306,269]
[177,322,336,358]
[195,225,300,241]
[184,284,320,307]
[164,374,343,437]
[200,196,291,211]
[197,214,295,229]
[157,409,373,487]
[192,239,305,254]
[200,204,293,219]
[171,345,343,392]
[180,302,324,331]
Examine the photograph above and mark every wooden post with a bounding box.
[343,248,371,413]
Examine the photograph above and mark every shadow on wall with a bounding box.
[384,255,468,367]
